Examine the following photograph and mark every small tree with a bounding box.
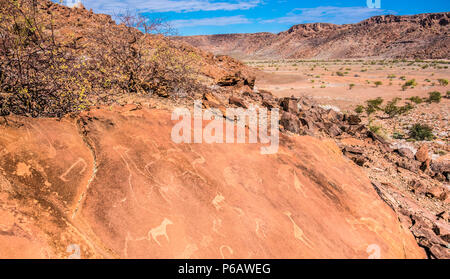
[374,81,382,87]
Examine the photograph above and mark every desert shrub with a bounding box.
[404,79,417,86]
[336,71,344,76]
[382,98,400,117]
[427,91,442,103]
[383,98,414,118]
[387,74,396,79]
[369,124,382,134]
[354,105,364,114]
[88,12,202,98]
[438,78,448,86]
[366,97,384,110]
[407,96,423,104]
[392,131,405,139]
[408,124,435,141]
[369,123,388,139]
[0,0,92,117]
[402,79,417,90]
[447,91,450,98]
[0,1,202,117]
[374,81,382,87]
[349,83,355,90]
[365,97,383,116]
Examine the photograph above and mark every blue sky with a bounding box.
[63,0,450,35]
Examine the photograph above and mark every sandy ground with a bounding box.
[251,59,450,112]
[251,59,449,154]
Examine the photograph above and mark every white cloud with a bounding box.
[78,0,261,13]
[169,15,250,27]
[262,6,396,25]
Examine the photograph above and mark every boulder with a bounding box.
[279,98,300,114]
[0,108,426,259]
[346,115,362,125]
[396,158,421,172]
[280,112,302,134]
[395,148,415,159]
[425,185,448,201]
[415,144,429,163]
[367,131,392,152]
[217,74,240,86]
[229,96,247,109]
[430,154,450,178]
[324,123,342,137]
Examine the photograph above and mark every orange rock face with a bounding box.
[0,107,425,259]
[415,144,430,163]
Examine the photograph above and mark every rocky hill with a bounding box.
[174,13,450,60]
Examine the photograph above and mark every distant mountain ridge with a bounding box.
[173,13,450,60]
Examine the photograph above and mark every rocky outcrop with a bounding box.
[0,106,425,259]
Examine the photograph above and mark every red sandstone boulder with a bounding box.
[415,144,429,163]
[0,107,425,259]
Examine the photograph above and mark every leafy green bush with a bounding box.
[427,91,442,103]
[383,98,414,118]
[408,124,435,141]
[438,78,448,86]
[355,105,364,114]
[402,79,417,90]
[366,97,384,109]
[404,79,417,86]
[364,97,384,116]
[407,96,423,104]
